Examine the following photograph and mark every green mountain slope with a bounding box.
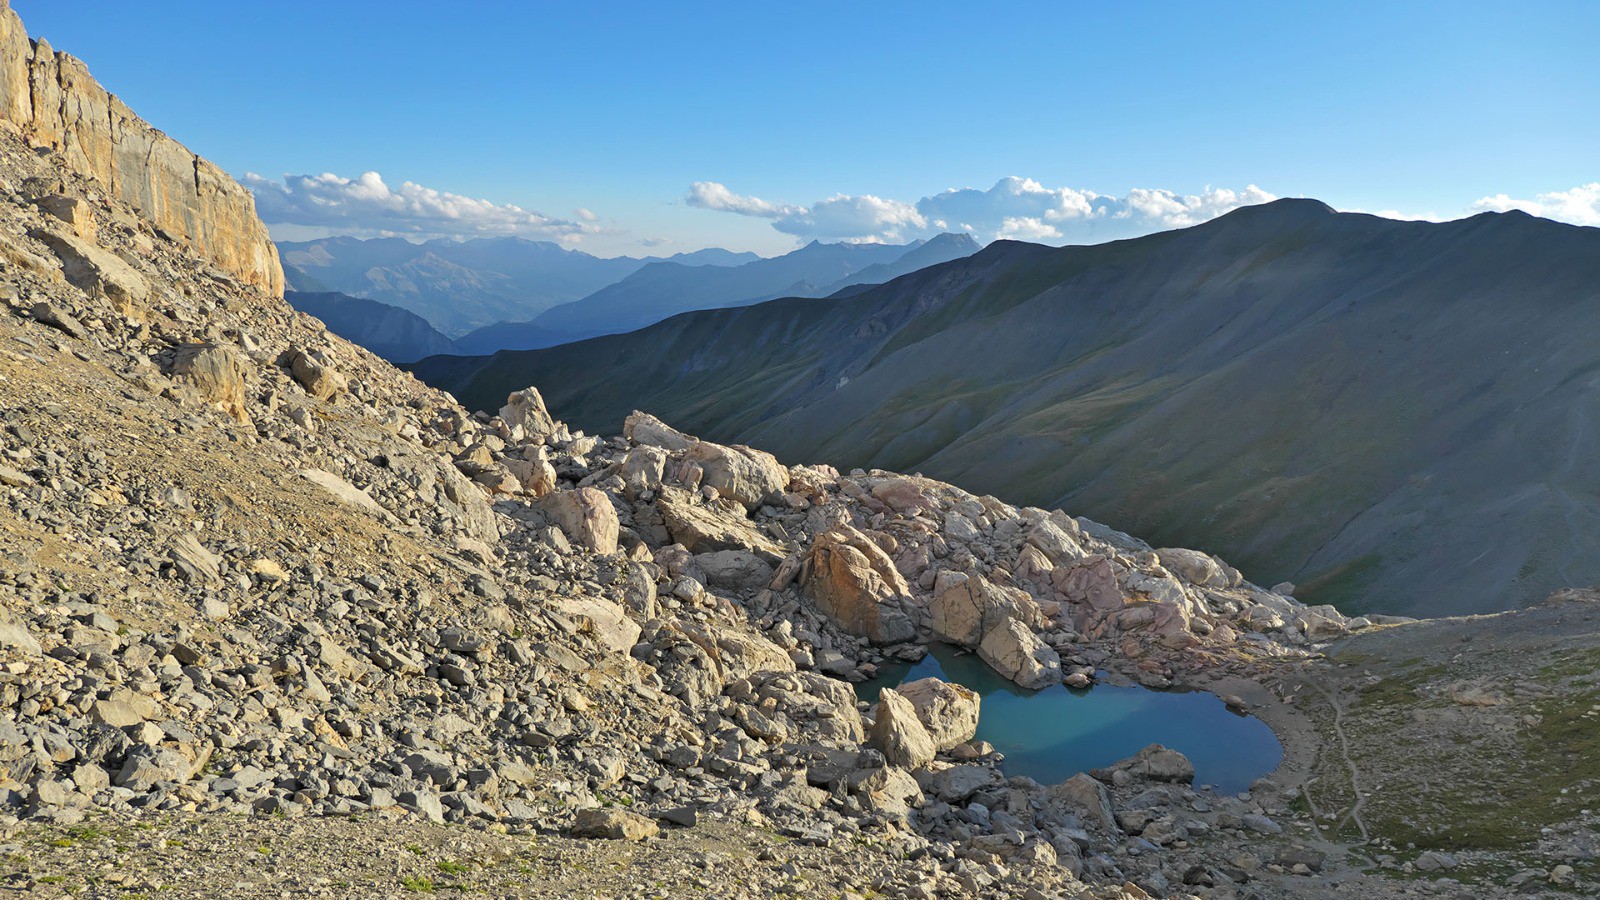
[414,199,1600,617]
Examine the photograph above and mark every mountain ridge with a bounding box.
[287,290,462,363]
[416,199,1600,617]
[447,233,982,353]
[277,235,762,335]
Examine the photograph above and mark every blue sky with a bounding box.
[14,0,1599,256]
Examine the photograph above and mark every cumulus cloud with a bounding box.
[685,176,1279,244]
[918,177,1099,234]
[685,181,802,219]
[778,194,926,243]
[1121,184,1278,227]
[1472,183,1600,227]
[241,171,601,241]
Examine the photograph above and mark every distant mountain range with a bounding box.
[277,236,759,336]
[287,291,461,364]
[277,233,981,351]
[456,233,982,353]
[412,199,1600,618]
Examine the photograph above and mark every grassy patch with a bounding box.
[1342,650,1600,854]
[1353,661,1449,708]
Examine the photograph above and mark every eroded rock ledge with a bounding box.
[0,0,282,297]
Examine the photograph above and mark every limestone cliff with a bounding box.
[0,0,282,296]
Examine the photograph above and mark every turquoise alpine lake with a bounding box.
[857,644,1282,794]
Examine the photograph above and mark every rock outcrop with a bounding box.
[0,0,282,297]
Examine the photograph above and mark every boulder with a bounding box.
[33,194,95,239]
[803,526,916,644]
[623,411,695,451]
[29,227,148,313]
[89,692,156,728]
[682,441,787,510]
[399,790,445,824]
[704,627,795,681]
[561,596,641,654]
[1045,773,1118,832]
[287,348,348,401]
[868,688,936,769]
[572,807,659,841]
[1414,851,1459,872]
[978,618,1062,689]
[1296,604,1349,640]
[620,445,668,497]
[503,446,557,497]
[694,549,775,592]
[30,301,84,338]
[1025,518,1087,565]
[171,342,250,424]
[856,765,924,820]
[753,671,862,743]
[616,563,660,621]
[115,744,196,791]
[657,488,784,557]
[1124,570,1188,607]
[895,678,980,751]
[538,488,620,554]
[929,573,1043,647]
[0,608,40,655]
[867,476,941,515]
[1156,548,1231,588]
[499,387,557,440]
[167,533,220,583]
[920,764,1003,802]
[1055,558,1125,612]
[1095,744,1195,784]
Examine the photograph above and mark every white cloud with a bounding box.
[241,171,601,241]
[776,194,927,243]
[1472,183,1600,226]
[919,177,1100,233]
[995,216,1063,241]
[685,181,802,219]
[1121,185,1278,227]
[685,176,1279,244]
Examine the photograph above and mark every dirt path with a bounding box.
[1311,680,1369,842]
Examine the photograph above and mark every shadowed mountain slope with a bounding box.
[415,199,1600,617]
[288,291,461,363]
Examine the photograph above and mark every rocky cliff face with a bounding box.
[0,0,282,297]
